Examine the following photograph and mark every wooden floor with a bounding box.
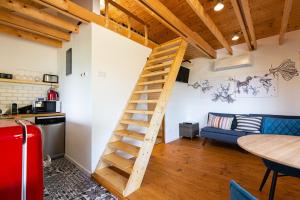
[127,138,300,200]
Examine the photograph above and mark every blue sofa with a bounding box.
[201,112,300,144]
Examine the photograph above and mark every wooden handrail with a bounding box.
[105,0,149,44]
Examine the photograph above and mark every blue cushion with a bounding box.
[262,117,300,136]
[230,180,257,200]
[201,130,238,144]
[202,127,247,137]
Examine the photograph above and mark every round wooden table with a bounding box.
[238,134,300,169]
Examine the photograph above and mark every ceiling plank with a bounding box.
[135,0,216,58]
[230,0,252,50]
[0,10,70,41]
[0,23,62,47]
[279,0,293,45]
[239,0,257,49]
[185,0,232,55]
[0,0,79,33]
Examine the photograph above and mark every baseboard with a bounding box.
[64,154,91,176]
[165,136,179,143]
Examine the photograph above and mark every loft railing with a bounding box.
[101,0,149,46]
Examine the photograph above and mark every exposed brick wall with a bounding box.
[0,83,49,114]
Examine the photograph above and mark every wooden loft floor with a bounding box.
[126,138,300,200]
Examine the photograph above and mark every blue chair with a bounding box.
[259,117,300,200]
[230,180,257,200]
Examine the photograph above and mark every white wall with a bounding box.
[71,0,99,13]
[58,23,150,173]
[0,34,58,74]
[165,30,300,143]
[58,24,93,173]
[0,34,58,113]
[90,24,151,171]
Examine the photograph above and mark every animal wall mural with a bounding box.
[188,77,236,103]
[188,59,298,103]
[230,75,278,98]
[212,83,236,103]
[267,59,298,81]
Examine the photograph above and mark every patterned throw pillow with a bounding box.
[235,115,262,133]
[207,114,234,130]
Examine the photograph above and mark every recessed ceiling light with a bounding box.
[214,1,224,12]
[232,33,240,41]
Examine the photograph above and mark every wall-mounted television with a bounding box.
[176,66,190,83]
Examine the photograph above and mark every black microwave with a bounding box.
[33,101,61,113]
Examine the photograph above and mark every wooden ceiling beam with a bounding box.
[0,0,79,33]
[31,0,89,23]
[230,0,252,50]
[239,0,257,49]
[0,23,62,47]
[185,0,232,55]
[279,0,293,45]
[0,10,70,41]
[108,0,147,26]
[135,0,216,58]
[37,0,69,10]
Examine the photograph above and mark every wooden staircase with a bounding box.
[92,38,187,197]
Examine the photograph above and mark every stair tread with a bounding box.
[137,79,166,86]
[141,70,169,78]
[120,119,150,127]
[145,61,173,70]
[151,46,179,57]
[102,153,134,174]
[114,130,145,141]
[125,109,154,115]
[147,54,176,64]
[144,60,173,70]
[93,167,127,194]
[153,38,181,51]
[129,99,158,103]
[133,89,163,94]
[109,141,140,157]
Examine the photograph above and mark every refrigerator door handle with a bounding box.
[16,120,28,200]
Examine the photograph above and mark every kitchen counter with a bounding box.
[0,113,65,120]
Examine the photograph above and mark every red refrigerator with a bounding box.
[0,120,43,200]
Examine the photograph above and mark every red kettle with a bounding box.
[47,88,59,101]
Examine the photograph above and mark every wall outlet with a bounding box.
[97,71,106,78]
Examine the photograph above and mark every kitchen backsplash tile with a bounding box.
[0,83,49,114]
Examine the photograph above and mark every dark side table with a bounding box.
[179,122,199,139]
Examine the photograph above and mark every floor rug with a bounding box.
[44,158,117,200]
